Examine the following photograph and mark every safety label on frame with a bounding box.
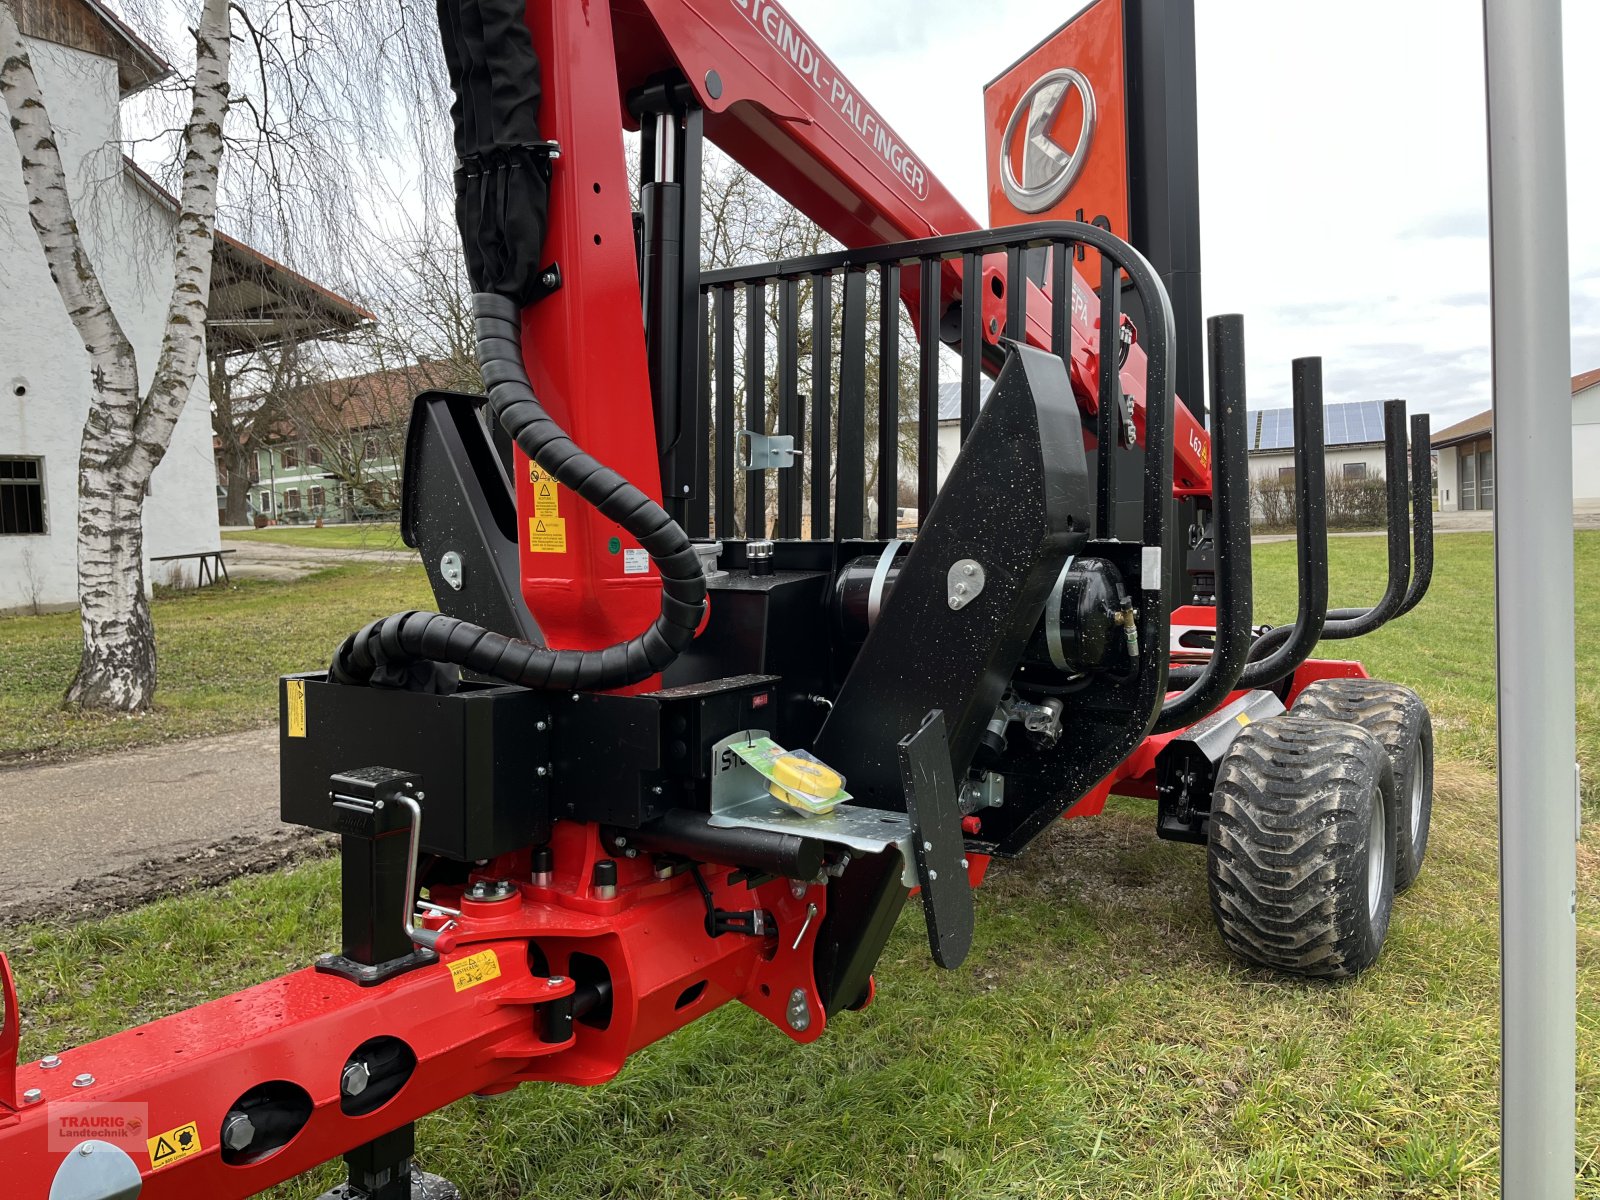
[530,463,561,518]
[148,1121,202,1170]
[447,949,501,992]
[286,679,307,738]
[528,516,567,553]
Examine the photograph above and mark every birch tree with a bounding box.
[0,0,232,712]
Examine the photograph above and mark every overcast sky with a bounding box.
[782,0,1598,427]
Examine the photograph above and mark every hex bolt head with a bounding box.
[222,1112,256,1152]
[77,1143,95,1157]
[22,1088,41,1105]
[927,870,938,881]
[71,1073,95,1088]
[535,720,549,732]
[341,1061,372,1097]
[40,1055,62,1070]
[547,976,566,987]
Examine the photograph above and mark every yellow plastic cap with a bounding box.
[771,753,843,800]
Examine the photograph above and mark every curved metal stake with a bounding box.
[1397,411,1434,617]
[1156,314,1252,732]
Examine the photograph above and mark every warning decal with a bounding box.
[148,1121,202,1170]
[528,517,567,553]
[529,464,561,518]
[448,948,501,992]
[286,679,307,738]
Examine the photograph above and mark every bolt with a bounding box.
[963,563,976,577]
[547,976,566,987]
[415,791,427,801]
[71,1074,95,1088]
[614,836,628,848]
[955,582,968,595]
[22,1089,41,1105]
[927,870,938,881]
[682,485,691,494]
[960,858,970,869]
[536,766,549,777]
[78,1143,95,1157]
[624,848,639,858]
[541,269,559,289]
[651,786,663,796]
[341,1061,371,1097]
[40,1055,61,1070]
[922,841,933,852]
[535,720,549,732]
[222,1111,256,1152]
[789,880,808,900]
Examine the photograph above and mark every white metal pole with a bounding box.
[1481,2,1577,1194]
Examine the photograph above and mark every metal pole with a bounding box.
[1481,2,1577,1195]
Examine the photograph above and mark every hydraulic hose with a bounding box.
[329,293,707,691]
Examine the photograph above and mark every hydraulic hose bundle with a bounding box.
[330,0,706,693]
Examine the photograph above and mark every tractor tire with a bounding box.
[1207,715,1398,978]
[1292,679,1433,892]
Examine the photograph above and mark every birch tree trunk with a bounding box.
[0,0,232,712]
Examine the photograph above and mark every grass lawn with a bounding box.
[222,522,408,551]
[1,532,1597,1195]
[0,562,433,763]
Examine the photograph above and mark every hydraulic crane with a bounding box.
[0,2,1435,1196]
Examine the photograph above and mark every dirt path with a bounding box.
[224,539,418,582]
[0,728,328,928]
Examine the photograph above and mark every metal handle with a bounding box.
[390,792,439,951]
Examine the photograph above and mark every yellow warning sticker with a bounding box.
[286,679,307,739]
[148,1121,202,1170]
[447,948,501,992]
[1235,712,1252,726]
[530,465,561,518]
[528,516,567,553]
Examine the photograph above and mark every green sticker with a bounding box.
[607,536,621,554]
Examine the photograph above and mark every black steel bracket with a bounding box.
[316,767,438,988]
[899,711,975,970]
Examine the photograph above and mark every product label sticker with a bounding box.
[623,547,649,575]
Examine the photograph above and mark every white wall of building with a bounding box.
[1574,383,1600,502]
[1247,443,1388,484]
[0,38,218,613]
[1437,444,1461,511]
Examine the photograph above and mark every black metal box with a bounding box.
[279,673,550,861]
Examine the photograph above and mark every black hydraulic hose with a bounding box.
[1152,315,1253,733]
[329,294,707,691]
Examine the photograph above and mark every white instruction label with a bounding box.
[623,547,650,575]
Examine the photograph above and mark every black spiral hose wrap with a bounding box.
[329,293,708,692]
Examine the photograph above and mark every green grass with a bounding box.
[0,562,432,763]
[222,523,408,551]
[3,532,1599,1196]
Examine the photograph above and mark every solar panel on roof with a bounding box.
[1247,399,1393,451]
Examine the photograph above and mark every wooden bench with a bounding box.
[150,548,235,588]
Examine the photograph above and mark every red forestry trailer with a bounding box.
[0,2,1438,1196]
